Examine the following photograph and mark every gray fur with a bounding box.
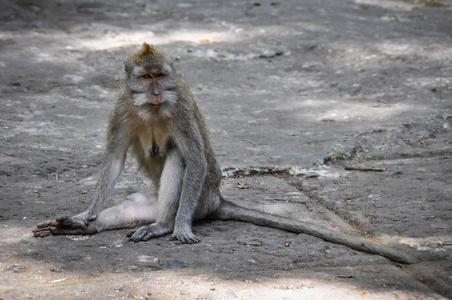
[33,44,415,264]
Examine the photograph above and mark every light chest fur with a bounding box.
[136,123,170,159]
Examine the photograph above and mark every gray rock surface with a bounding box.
[1,0,451,298]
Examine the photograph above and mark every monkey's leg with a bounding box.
[129,149,184,242]
[33,193,158,237]
[95,193,158,231]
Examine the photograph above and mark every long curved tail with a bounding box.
[213,199,415,264]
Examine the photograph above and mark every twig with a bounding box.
[345,167,387,172]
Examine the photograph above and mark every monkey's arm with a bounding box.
[34,105,132,237]
[83,107,133,222]
[171,115,208,243]
[82,148,128,221]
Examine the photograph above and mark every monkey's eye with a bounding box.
[142,74,152,79]
[156,73,164,78]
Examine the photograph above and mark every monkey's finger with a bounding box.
[49,226,81,235]
[35,221,53,228]
[171,232,201,244]
[129,236,140,242]
[126,230,136,237]
[32,227,46,234]
[142,234,151,241]
[129,227,154,242]
[33,231,48,237]
[129,232,145,242]
[56,216,69,222]
[142,232,159,241]
[48,226,61,233]
[35,230,52,237]
[55,217,84,228]
[32,226,52,237]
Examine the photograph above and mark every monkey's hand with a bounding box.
[33,216,98,237]
[171,226,201,244]
[128,223,172,242]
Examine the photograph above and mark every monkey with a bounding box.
[33,43,415,264]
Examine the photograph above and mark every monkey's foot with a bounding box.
[33,216,97,237]
[128,224,172,242]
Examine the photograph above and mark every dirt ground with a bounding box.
[1,0,451,299]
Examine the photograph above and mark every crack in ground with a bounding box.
[221,165,374,236]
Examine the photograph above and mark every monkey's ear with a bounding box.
[124,59,133,75]
[168,57,179,69]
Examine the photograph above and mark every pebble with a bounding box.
[391,171,403,178]
[261,240,285,246]
[246,241,263,246]
[140,275,157,284]
[164,260,185,270]
[5,265,27,273]
[306,172,320,178]
[430,223,449,229]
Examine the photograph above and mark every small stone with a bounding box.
[430,223,449,229]
[5,265,27,273]
[164,260,185,270]
[391,171,403,178]
[244,258,257,265]
[246,241,263,246]
[261,240,284,246]
[306,172,320,178]
[50,264,65,273]
[140,276,157,284]
[321,118,335,123]
[128,265,139,271]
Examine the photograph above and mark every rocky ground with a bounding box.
[0,0,451,299]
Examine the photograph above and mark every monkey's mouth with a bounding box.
[149,103,162,107]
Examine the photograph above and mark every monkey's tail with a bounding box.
[214,199,415,264]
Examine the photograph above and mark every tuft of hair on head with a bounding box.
[129,42,166,65]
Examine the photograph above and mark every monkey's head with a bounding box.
[125,43,177,119]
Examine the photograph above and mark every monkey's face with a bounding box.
[127,63,178,119]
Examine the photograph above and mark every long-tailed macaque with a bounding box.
[34,43,414,264]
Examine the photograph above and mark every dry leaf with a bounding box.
[49,277,70,283]
[237,182,246,189]
[199,38,220,43]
